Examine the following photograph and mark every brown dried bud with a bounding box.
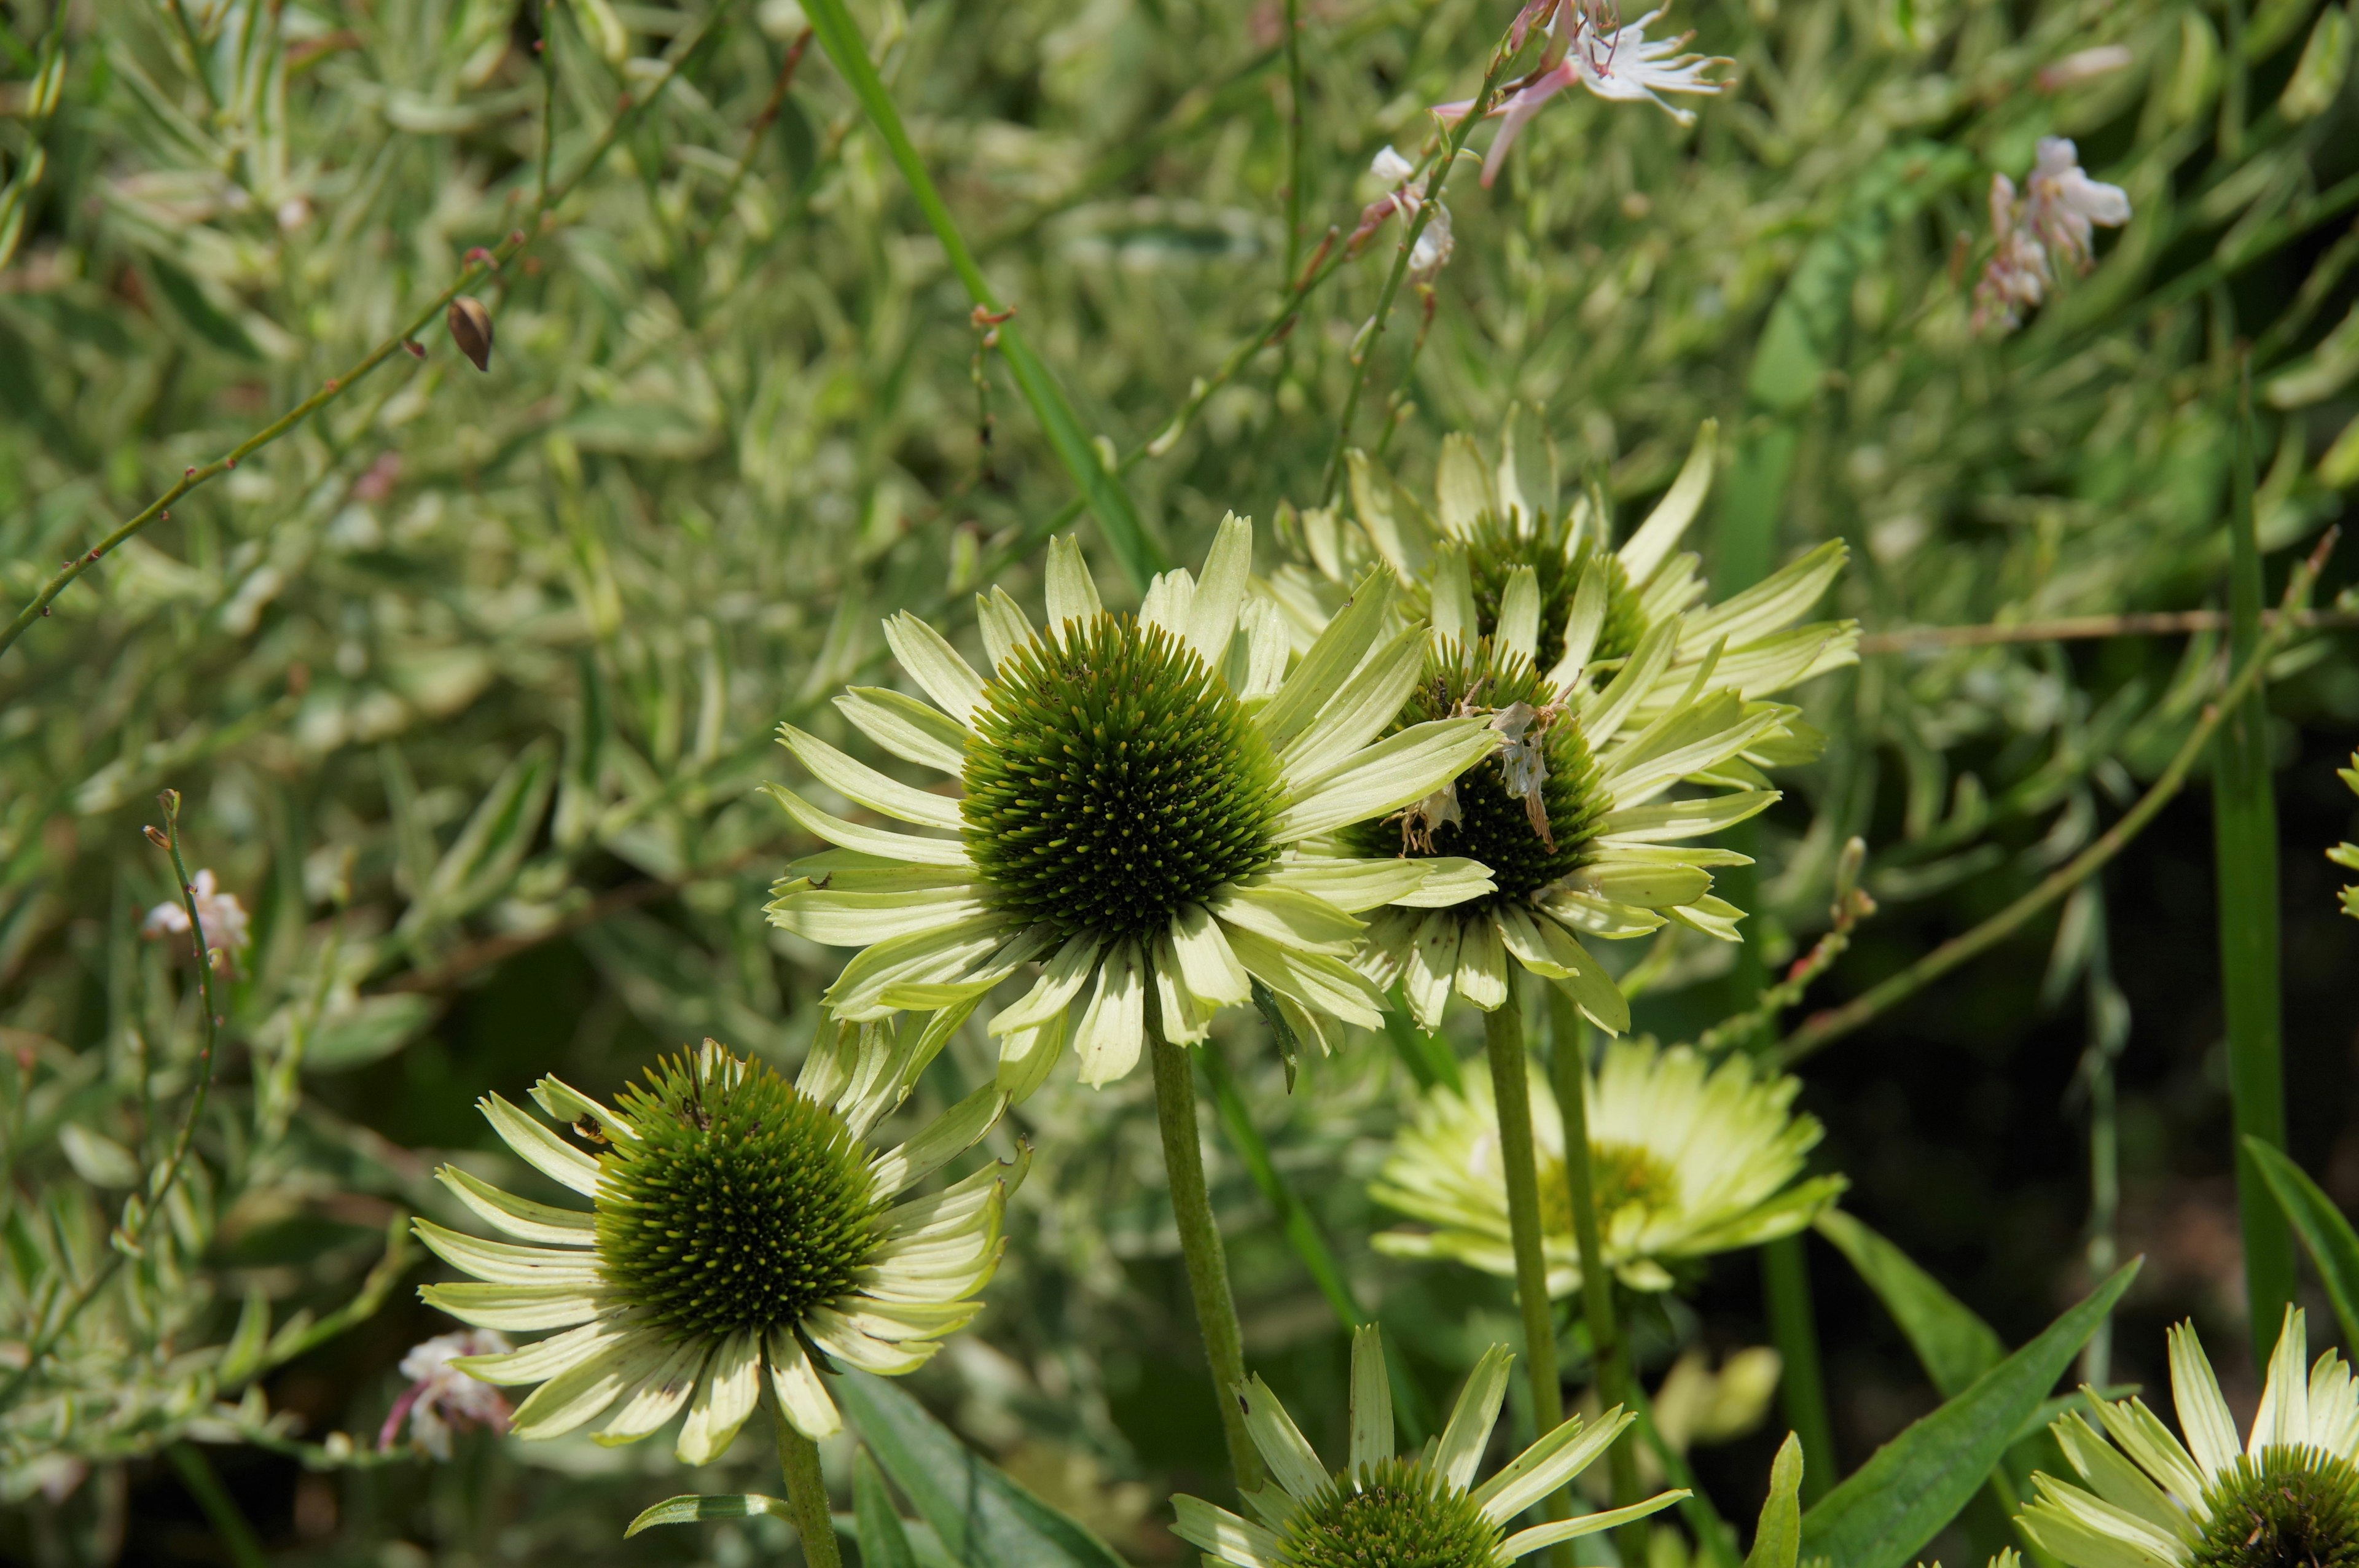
[447,296,494,372]
[144,825,170,848]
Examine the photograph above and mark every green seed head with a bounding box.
[961,613,1283,940]
[1276,1458,1505,1568]
[2190,1448,2359,1568]
[1461,507,1646,669]
[597,1050,881,1341]
[1539,1139,1681,1235]
[1341,638,1610,901]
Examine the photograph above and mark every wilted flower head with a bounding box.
[143,869,251,969]
[1437,7,1727,187]
[377,1330,512,1459]
[1973,138,2130,334]
[1355,146,1455,283]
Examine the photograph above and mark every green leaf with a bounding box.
[146,256,263,361]
[835,1370,1132,1568]
[302,993,436,1072]
[1798,1259,2140,1568]
[1813,1210,2004,1397]
[856,1449,921,1568]
[799,0,1164,593]
[2247,1137,2359,1349]
[623,1492,792,1539]
[1745,1432,1805,1568]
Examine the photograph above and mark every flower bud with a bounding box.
[447,296,494,372]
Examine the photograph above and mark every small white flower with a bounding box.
[1408,200,1455,281]
[143,870,251,969]
[378,1330,513,1459]
[1973,140,2129,335]
[1369,144,1417,185]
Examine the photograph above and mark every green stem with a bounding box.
[799,0,1164,592]
[1481,986,1570,1545]
[775,1395,843,1568]
[1774,522,2335,1067]
[1200,1042,1432,1441]
[1544,986,1640,1562]
[1280,0,1305,282]
[1150,1029,1264,1496]
[2216,361,2294,1368]
[1761,1237,1836,1507]
[167,1443,265,1568]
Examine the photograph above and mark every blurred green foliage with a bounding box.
[2,0,2357,1557]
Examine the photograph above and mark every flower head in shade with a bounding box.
[1437,7,1727,187]
[1372,1038,1844,1292]
[414,1029,1021,1459]
[767,517,1502,1090]
[377,1330,512,1458]
[2019,1308,2359,1568]
[1175,1325,1686,1567]
[143,869,251,970]
[1973,138,2130,334]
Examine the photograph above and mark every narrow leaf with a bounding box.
[1813,1210,2004,1397]
[856,1449,921,1568]
[2247,1137,2359,1350]
[1745,1432,1805,1568]
[1798,1260,2140,1568]
[622,1492,792,1538]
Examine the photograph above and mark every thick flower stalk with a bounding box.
[414,1028,1019,1459]
[1173,1325,1687,1568]
[767,515,1502,1091]
[2018,1307,2359,1568]
[1372,1037,1845,1293]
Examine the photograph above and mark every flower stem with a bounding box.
[1481,986,1571,1553]
[1544,986,1641,1559]
[773,1396,843,1568]
[1150,1026,1265,1496]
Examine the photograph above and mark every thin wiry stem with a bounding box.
[1316,30,1524,504]
[0,0,740,661]
[1150,1024,1264,1496]
[1280,0,1305,281]
[1777,526,2338,1067]
[1481,986,1571,1544]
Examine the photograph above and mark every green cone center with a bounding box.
[961,613,1283,940]
[1540,1137,1681,1236]
[1463,508,1646,669]
[1342,638,1610,901]
[597,1051,881,1340]
[2191,1448,2359,1568]
[1277,1458,1505,1568]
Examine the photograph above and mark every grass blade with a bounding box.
[2246,1137,2359,1349]
[800,0,1165,593]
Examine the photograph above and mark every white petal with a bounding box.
[593,1336,709,1445]
[507,1328,674,1439]
[477,1094,601,1196]
[2250,1306,2310,1454]
[456,1310,644,1386]
[1073,940,1149,1086]
[883,612,986,727]
[675,1330,763,1464]
[1185,513,1254,665]
[763,783,971,868]
[1436,1344,1514,1489]
[1496,564,1541,665]
[420,1281,606,1332]
[435,1164,595,1246]
[1503,1491,1688,1558]
[1045,534,1104,628]
[778,724,964,829]
[412,1219,601,1285]
[1240,1375,1331,1501]
[974,587,1036,673]
[1616,418,1716,586]
[987,934,1106,1034]
[867,1082,1007,1195]
[2168,1322,2244,1479]
[1276,719,1500,841]
[1348,1324,1394,1474]
[767,1328,843,1440]
[837,686,969,773]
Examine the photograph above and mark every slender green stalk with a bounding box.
[1481,986,1571,1549]
[1280,0,1305,281]
[0,6,737,660]
[2078,892,2127,1390]
[799,0,1164,592]
[1776,525,2336,1066]
[1199,1042,1433,1441]
[1316,31,1525,502]
[2215,364,2294,1369]
[1544,986,1640,1561]
[167,1444,266,1568]
[773,1394,843,1568]
[1149,1028,1264,1495]
[1761,1238,1836,1506]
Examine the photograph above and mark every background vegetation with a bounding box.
[3,0,2358,1559]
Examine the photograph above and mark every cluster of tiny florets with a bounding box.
[1276,1458,1504,1568]
[1343,639,1609,901]
[596,1053,881,1340]
[2190,1448,2359,1568]
[961,614,1283,940]
[1539,1139,1678,1235]
[1461,508,1645,669]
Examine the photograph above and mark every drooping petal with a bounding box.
[837,686,969,773]
[675,1330,763,1464]
[766,1328,843,1440]
[779,724,964,830]
[434,1164,597,1246]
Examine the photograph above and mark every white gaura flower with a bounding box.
[2019,1308,2359,1568]
[415,1030,1021,1459]
[1372,1038,1844,1292]
[1173,1324,1687,1568]
[1973,138,2130,335]
[377,1330,512,1458]
[1436,7,1728,187]
[1272,418,1858,733]
[143,868,251,970]
[766,516,1503,1090]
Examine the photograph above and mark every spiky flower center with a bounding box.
[1463,509,1646,670]
[1342,639,1610,902]
[1276,1459,1504,1568]
[596,1053,881,1341]
[961,614,1283,940]
[2191,1447,2359,1568]
[1539,1139,1681,1235]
